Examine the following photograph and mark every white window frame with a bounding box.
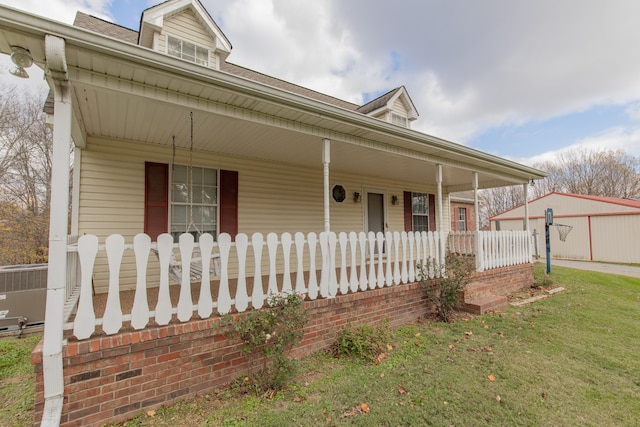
[167,35,209,66]
[458,207,467,231]
[411,192,430,232]
[169,164,218,240]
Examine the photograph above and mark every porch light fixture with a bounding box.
[353,192,361,203]
[529,179,535,186]
[391,195,399,205]
[9,46,33,79]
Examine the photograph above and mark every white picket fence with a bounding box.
[64,229,532,340]
[476,230,532,271]
[67,230,448,340]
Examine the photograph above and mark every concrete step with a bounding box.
[461,295,508,315]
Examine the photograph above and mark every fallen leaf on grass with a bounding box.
[483,324,489,329]
[397,384,407,395]
[415,333,421,337]
[341,403,369,418]
[464,331,473,336]
[293,396,303,402]
[386,344,393,351]
[146,410,156,417]
[448,344,455,350]
[496,395,502,403]
[380,372,385,378]
[487,375,496,382]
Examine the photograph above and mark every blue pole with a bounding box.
[545,222,551,274]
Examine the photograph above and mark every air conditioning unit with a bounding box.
[0,264,47,331]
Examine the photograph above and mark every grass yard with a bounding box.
[116,264,640,427]
[0,334,40,427]
[2,264,639,426]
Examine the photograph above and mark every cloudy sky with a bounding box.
[2,0,640,166]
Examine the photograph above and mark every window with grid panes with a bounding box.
[170,165,217,240]
[412,192,430,232]
[167,36,209,66]
[458,207,467,231]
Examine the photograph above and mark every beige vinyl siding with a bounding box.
[591,214,640,263]
[392,98,408,116]
[158,9,216,67]
[79,137,450,292]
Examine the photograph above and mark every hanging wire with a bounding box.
[186,111,200,236]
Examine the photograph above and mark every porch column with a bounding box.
[322,139,330,232]
[436,164,445,264]
[473,172,481,270]
[524,182,532,262]
[523,182,530,232]
[42,34,71,426]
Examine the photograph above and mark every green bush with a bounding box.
[222,292,308,393]
[419,253,474,322]
[333,319,390,363]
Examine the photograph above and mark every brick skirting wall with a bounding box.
[31,263,533,427]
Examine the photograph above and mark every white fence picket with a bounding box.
[294,232,306,294]
[235,233,249,312]
[155,233,173,326]
[103,234,125,335]
[307,232,319,300]
[251,233,265,308]
[338,232,349,295]
[385,232,393,286]
[267,233,279,296]
[198,233,214,319]
[217,233,232,315]
[131,233,151,330]
[281,233,292,293]
[73,234,98,339]
[177,233,194,322]
[349,232,359,292]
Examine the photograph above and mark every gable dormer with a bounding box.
[139,0,232,70]
[357,86,419,128]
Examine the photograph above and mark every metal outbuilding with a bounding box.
[490,192,640,263]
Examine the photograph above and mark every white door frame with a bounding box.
[363,187,388,234]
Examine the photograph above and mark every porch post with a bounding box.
[524,182,532,262]
[473,172,480,270]
[436,164,445,264]
[42,34,71,426]
[322,139,331,232]
[523,182,530,232]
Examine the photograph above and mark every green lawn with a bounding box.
[0,334,40,427]
[118,264,640,426]
[3,264,640,426]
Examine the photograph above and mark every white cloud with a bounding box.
[511,126,640,166]
[0,0,113,24]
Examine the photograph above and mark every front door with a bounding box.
[366,191,385,253]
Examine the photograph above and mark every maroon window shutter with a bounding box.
[144,162,168,241]
[428,194,436,231]
[465,207,470,231]
[220,170,238,238]
[403,191,412,232]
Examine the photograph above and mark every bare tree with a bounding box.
[0,83,52,264]
[478,185,525,229]
[532,148,640,199]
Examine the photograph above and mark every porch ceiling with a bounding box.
[0,5,546,192]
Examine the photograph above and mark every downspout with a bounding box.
[41,34,71,427]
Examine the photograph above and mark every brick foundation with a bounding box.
[31,263,533,427]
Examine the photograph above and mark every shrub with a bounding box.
[222,292,308,393]
[333,319,390,363]
[419,253,474,322]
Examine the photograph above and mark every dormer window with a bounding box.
[167,35,209,66]
[391,113,408,128]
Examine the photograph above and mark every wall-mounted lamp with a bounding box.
[529,179,535,186]
[391,195,399,205]
[9,46,33,79]
[353,192,361,203]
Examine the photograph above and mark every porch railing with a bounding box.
[63,229,532,340]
